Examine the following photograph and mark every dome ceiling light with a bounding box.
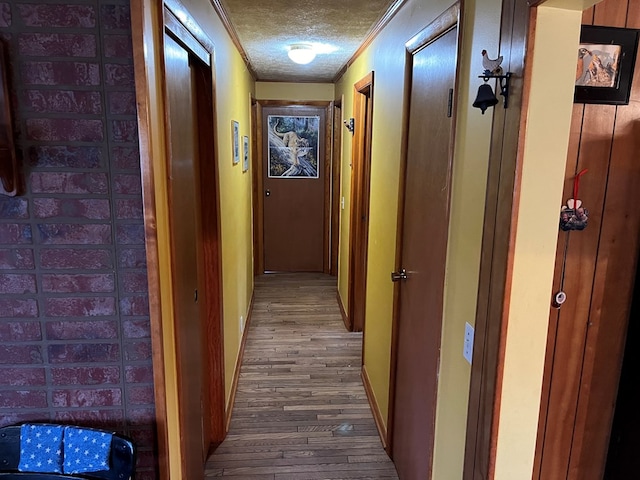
[287,44,316,65]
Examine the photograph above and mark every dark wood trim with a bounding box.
[362,364,388,451]
[330,104,342,276]
[337,290,349,332]
[207,0,257,79]
[130,2,170,478]
[333,0,408,82]
[163,7,209,65]
[462,0,531,478]
[164,0,215,54]
[252,98,263,275]
[225,292,255,432]
[387,1,462,457]
[323,103,334,274]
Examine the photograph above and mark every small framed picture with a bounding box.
[232,120,240,164]
[574,25,639,105]
[242,136,249,172]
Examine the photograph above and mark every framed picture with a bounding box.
[574,25,639,105]
[232,120,240,164]
[242,136,249,172]
[267,115,320,178]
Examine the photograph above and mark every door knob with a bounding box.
[265,189,270,197]
[391,269,407,282]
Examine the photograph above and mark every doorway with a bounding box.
[348,73,374,333]
[389,5,460,479]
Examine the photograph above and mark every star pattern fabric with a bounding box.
[63,426,112,474]
[18,424,64,473]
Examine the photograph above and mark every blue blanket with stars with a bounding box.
[18,424,112,474]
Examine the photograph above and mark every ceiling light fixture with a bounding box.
[288,44,316,65]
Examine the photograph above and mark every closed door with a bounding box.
[164,33,206,477]
[391,26,458,479]
[262,106,326,272]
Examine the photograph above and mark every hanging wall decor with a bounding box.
[560,168,589,231]
[267,115,319,178]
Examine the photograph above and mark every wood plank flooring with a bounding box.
[206,273,399,479]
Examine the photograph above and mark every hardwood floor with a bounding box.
[206,273,399,479]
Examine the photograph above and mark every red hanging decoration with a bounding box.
[560,168,589,231]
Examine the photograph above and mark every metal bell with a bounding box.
[473,83,499,114]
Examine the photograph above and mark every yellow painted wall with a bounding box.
[334,0,501,476]
[179,0,256,408]
[493,6,583,478]
[256,82,335,101]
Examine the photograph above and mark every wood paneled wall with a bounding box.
[534,1,640,479]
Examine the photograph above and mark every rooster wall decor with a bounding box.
[472,49,513,112]
[482,49,503,76]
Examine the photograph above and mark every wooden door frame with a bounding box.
[387,1,462,459]
[330,100,343,276]
[132,1,225,477]
[347,72,374,333]
[252,100,333,275]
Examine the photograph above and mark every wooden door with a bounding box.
[262,106,326,272]
[391,21,458,480]
[348,74,374,333]
[164,33,206,476]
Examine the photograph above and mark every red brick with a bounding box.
[127,385,154,405]
[113,174,141,194]
[0,273,37,294]
[0,367,46,386]
[42,273,114,293]
[21,61,100,86]
[27,118,104,142]
[104,63,134,87]
[51,366,120,385]
[19,33,96,57]
[116,199,143,220]
[111,119,137,143]
[45,297,116,317]
[103,35,132,58]
[0,390,47,409]
[0,197,28,218]
[118,248,147,268]
[37,224,111,245]
[134,450,156,469]
[119,296,149,316]
[123,341,151,361]
[31,172,108,194]
[40,248,112,269]
[111,146,139,170]
[47,343,120,363]
[0,3,10,28]
[0,345,43,364]
[17,4,95,28]
[54,409,124,427]
[29,146,102,169]
[52,388,122,407]
[25,89,102,114]
[121,272,148,293]
[100,5,131,30]
[0,248,35,269]
[128,407,155,425]
[108,91,136,115]
[46,320,117,340]
[123,320,150,339]
[116,225,144,245]
[0,224,32,244]
[34,198,111,219]
[0,412,51,427]
[0,321,42,341]
[127,427,155,448]
[125,365,153,383]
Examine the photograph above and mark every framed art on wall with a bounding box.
[574,25,640,105]
[243,136,249,172]
[232,120,240,164]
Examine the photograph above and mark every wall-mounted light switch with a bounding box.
[463,322,474,365]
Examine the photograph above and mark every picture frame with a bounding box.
[574,25,639,105]
[232,120,240,164]
[267,115,320,178]
[242,136,249,172]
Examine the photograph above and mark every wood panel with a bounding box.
[207,274,398,479]
[331,103,342,276]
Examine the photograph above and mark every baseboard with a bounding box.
[225,291,255,432]
[362,363,388,450]
[336,290,350,331]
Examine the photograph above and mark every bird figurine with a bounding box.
[482,49,503,76]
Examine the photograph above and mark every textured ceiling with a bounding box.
[219,0,398,82]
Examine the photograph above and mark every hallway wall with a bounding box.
[0,2,156,479]
[334,0,501,477]
[255,82,334,102]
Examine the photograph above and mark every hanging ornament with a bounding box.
[560,168,589,231]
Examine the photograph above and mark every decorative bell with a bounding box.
[472,83,499,114]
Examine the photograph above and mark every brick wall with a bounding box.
[0,1,156,478]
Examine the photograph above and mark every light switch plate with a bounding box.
[463,322,474,365]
